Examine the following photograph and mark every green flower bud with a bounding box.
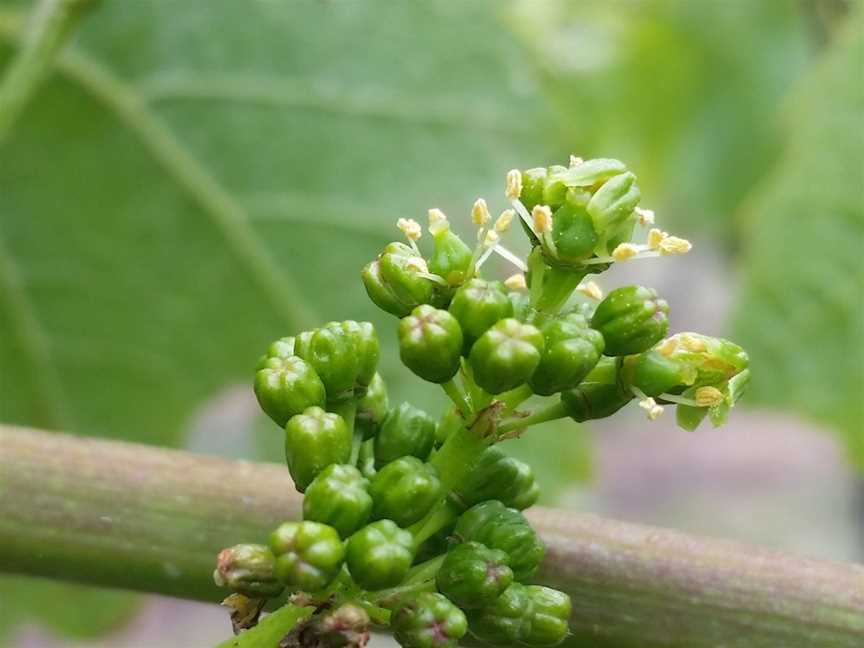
[392,592,467,648]
[303,464,373,538]
[254,336,295,370]
[524,585,572,647]
[356,372,389,440]
[554,158,628,189]
[453,501,545,581]
[529,313,605,396]
[591,285,670,356]
[213,543,283,598]
[559,357,633,422]
[428,224,472,288]
[294,320,380,400]
[586,171,640,239]
[436,541,513,609]
[269,521,344,592]
[519,167,549,212]
[284,406,351,491]
[547,191,598,265]
[468,583,534,645]
[362,242,436,317]
[469,318,544,394]
[399,305,463,383]
[448,278,514,350]
[369,457,443,527]
[374,402,436,468]
[539,164,571,209]
[346,519,415,590]
[508,289,532,322]
[254,355,326,427]
[455,446,539,511]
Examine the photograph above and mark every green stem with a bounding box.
[429,406,498,494]
[535,266,588,316]
[0,0,96,140]
[367,556,445,607]
[497,401,568,436]
[497,384,534,411]
[441,379,472,416]
[407,500,460,548]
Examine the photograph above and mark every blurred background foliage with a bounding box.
[0,0,861,645]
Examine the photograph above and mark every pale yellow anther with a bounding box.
[612,243,640,261]
[397,218,422,241]
[427,208,449,236]
[405,257,429,273]
[494,209,515,233]
[636,207,655,226]
[647,228,668,250]
[532,205,553,234]
[639,397,664,420]
[658,236,692,256]
[504,273,527,291]
[505,170,522,200]
[695,386,725,407]
[471,199,491,226]
[569,155,584,168]
[483,230,500,248]
[656,338,678,357]
[577,281,603,301]
[680,333,707,353]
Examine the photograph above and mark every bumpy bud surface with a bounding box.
[455,445,539,511]
[428,226,472,288]
[374,402,436,467]
[453,501,545,581]
[369,456,442,527]
[586,170,641,239]
[529,312,605,396]
[303,464,373,538]
[469,318,544,394]
[254,355,326,427]
[399,305,463,383]
[591,285,669,356]
[560,357,633,422]
[284,406,351,492]
[548,191,598,265]
[362,242,436,317]
[255,336,295,370]
[524,585,572,646]
[355,372,389,440]
[213,543,283,598]
[294,321,379,400]
[269,521,344,592]
[346,519,415,590]
[468,583,534,645]
[392,592,468,648]
[436,541,513,609]
[448,278,514,349]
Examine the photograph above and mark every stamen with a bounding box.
[494,209,515,233]
[658,236,692,256]
[483,230,500,249]
[510,196,535,233]
[471,199,491,226]
[415,271,449,287]
[427,208,449,236]
[638,396,665,420]
[636,207,655,226]
[505,169,522,200]
[680,333,706,352]
[397,217,422,253]
[647,228,667,250]
[492,244,528,272]
[695,386,724,407]
[532,205,552,234]
[576,281,603,301]
[612,243,640,261]
[504,273,527,291]
[569,155,584,168]
[656,338,678,356]
[404,256,429,273]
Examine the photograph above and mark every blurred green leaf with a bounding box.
[732,18,864,467]
[0,0,548,638]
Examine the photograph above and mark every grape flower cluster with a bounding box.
[215,157,751,647]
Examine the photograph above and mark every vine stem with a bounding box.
[1,425,863,647]
[0,0,97,140]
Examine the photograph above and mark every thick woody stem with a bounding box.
[0,425,862,647]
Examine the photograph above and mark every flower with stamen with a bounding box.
[505,170,522,200]
[505,273,527,291]
[576,281,603,301]
[636,207,655,226]
[695,386,724,407]
[397,218,422,242]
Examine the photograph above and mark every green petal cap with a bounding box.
[363,242,436,317]
[448,278,514,349]
[346,519,415,590]
[469,318,545,394]
[454,500,545,581]
[254,355,326,427]
[303,464,372,538]
[269,521,344,592]
[560,356,633,422]
[355,372,389,440]
[436,541,513,609]
[399,305,463,383]
[213,543,283,598]
[586,170,641,244]
[374,402,436,468]
[427,220,472,288]
[284,406,352,492]
[455,445,539,511]
[591,285,669,356]
[369,456,442,527]
[468,583,534,645]
[529,312,605,396]
[547,191,598,265]
[524,585,572,646]
[392,592,468,648]
[255,336,295,370]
